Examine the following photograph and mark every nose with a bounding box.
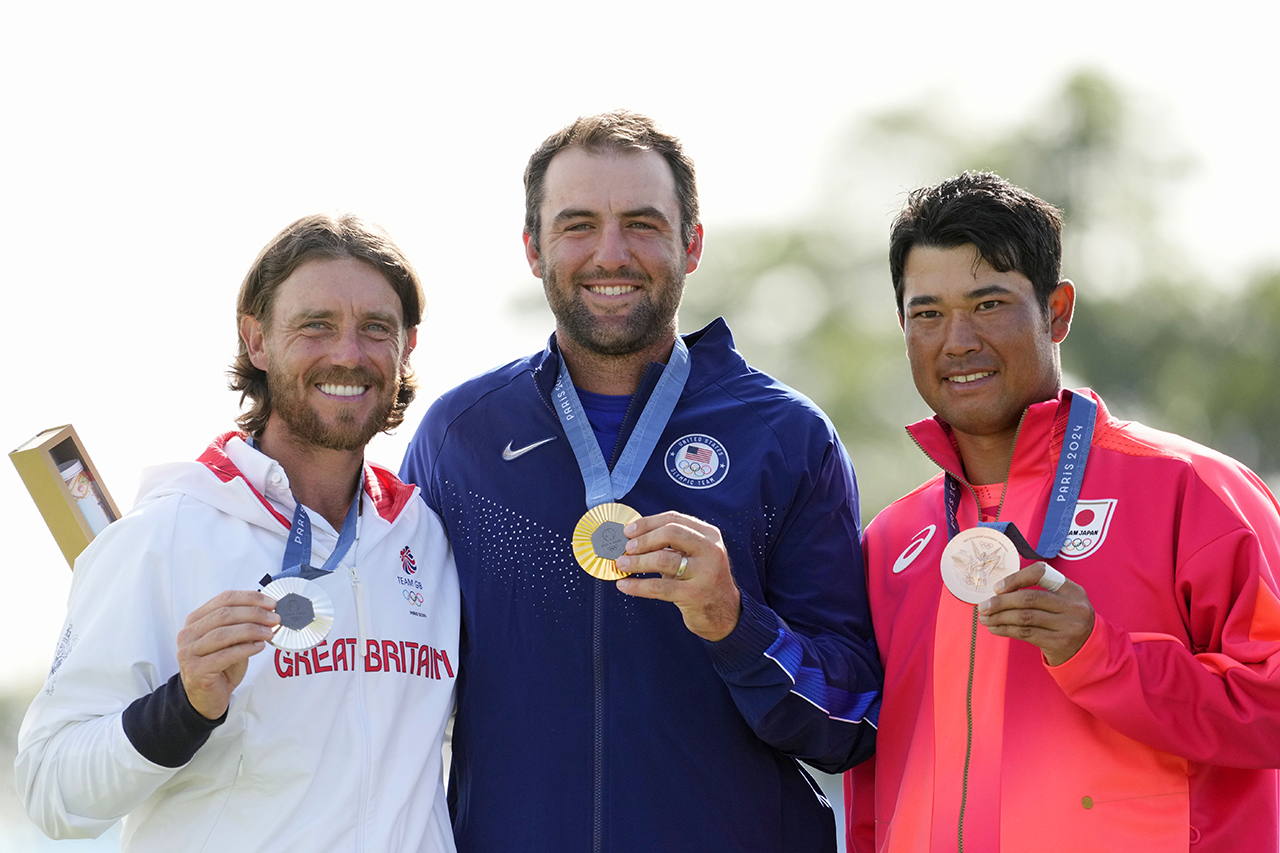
[592,221,631,269]
[942,314,981,358]
[329,324,368,368]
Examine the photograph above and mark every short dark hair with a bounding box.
[889,171,1064,316]
[229,213,424,436]
[524,110,699,252]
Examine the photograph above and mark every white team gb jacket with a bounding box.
[16,434,460,853]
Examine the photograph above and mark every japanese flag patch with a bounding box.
[1057,499,1117,561]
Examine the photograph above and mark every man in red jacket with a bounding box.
[846,170,1280,852]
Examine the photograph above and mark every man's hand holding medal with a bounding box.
[613,511,743,643]
[978,562,1096,667]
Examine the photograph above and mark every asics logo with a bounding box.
[893,525,936,574]
[502,437,556,461]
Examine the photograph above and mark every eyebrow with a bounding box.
[287,309,339,324]
[286,308,402,328]
[905,284,1014,310]
[550,206,674,226]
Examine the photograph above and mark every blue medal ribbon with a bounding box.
[944,391,1098,560]
[271,492,361,583]
[552,336,691,508]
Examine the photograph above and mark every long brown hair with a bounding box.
[229,213,424,436]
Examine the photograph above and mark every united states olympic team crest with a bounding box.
[665,434,729,490]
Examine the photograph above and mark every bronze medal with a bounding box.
[940,527,1020,605]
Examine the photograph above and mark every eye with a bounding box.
[627,220,658,231]
[911,309,941,320]
[976,300,1002,311]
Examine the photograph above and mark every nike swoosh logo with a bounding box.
[502,437,557,461]
[893,525,937,574]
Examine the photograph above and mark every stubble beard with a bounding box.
[544,265,685,358]
[267,367,399,452]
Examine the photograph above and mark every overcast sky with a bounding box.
[4,0,1278,694]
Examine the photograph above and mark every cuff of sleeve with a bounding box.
[1044,610,1109,689]
[121,673,226,768]
[706,592,781,674]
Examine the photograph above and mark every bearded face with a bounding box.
[266,362,400,452]
[246,257,414,455]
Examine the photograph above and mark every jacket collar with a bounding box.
[530,316,743,405]
[197,432,417,528]
[906,389,1105,486]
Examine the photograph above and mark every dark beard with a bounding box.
[267,367,397,452]
[543,266,684,357]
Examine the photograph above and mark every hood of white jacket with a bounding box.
[133,432,419,540]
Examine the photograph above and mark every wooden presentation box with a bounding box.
[10,425,121,568]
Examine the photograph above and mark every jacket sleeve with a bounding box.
[1049,464,1280,767]
[399,398,448,517]
[704,433,882,774]
[15,497,207,839]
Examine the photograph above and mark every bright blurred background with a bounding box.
[4,1,1278,849]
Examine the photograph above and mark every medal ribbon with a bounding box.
[552,336,691,508]
[944,391,1098,559]
[273,493,361,582]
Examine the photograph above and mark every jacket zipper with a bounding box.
[351,560,371,853]
[592,580,605,853]
[907,410,1028,852]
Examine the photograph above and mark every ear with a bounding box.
[1047,280,1075,344]
[523,231,542,279]
[684,223,705,274]
[402,326,418,368]
[241,315,269,371]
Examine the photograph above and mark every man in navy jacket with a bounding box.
[401,111,881,853]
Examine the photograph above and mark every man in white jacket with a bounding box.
[16,214,460,852]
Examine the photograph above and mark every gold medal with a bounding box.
[573,502,642,580]
[263,576,335,652]
[940,527,1020,605]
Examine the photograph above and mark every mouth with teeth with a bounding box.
[318,383,369,397]
[584,284,639,296]
[947,371,995,384]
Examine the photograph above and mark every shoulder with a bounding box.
[1096,410,1280,532]
[688,322,839,444]
[430,353,543,423]
[713,366,845,471]
[412,354,543,454]
[363,462,421,524]
[865,473,946,541]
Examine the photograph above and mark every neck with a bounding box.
[257,422,364,529]
[953,430,1017,486]
[557,331,677,396]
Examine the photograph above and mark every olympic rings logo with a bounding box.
[678,459,713,478]
[403,590,424,606]
[1062,537,1094,552]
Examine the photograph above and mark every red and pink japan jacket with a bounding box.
[846,390,1280,852]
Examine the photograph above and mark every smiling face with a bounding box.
[242,256,416,453]
[901,244,1073,462]
[524,148,703,364]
